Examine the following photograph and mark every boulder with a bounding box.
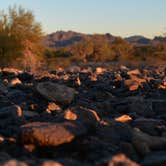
[20,121,87,147]
[36,82,75,105]
[132,128,166,156]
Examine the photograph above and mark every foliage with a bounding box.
[0,6,44,71]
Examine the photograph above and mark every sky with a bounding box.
[0,0,166,38]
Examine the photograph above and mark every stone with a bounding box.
[98,154,139,166]
[20,121,87,146]
[64,106,100,128]
[2,160,28,166]
[36,82,75,105]
[115,115,132,123]
[2,68,22,76]
[132,128,166,156]
[128,99,154,117]
[96,67,106,74]
[142,151,166,166]
[108,154,139,166]
[127,69,141,76]
[132,118,164,136]
[124,79,139,91]
[9,78,22,86]
[46,102,62,113]
[42,159,81,166]
[23,111,39,118]
[7,90,27,105]
[0,105,22,119]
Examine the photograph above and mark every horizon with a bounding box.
[1,0,166,38]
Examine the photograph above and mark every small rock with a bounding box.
[9,78,22,86]
[98,154,139,166]
[64,106,100,128]
[0,105,22,119]
[124,79,139,91]
[115,115,132,123]
[36,82,75,105]
[46,102,62,113]
[3,160,28,166]
[96,67,106,74]
[108,154,139,166]
[127,69,141,76]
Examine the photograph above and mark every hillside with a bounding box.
[45,31,166,48]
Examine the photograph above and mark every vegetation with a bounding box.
[0,6,44,71]
[0,6,166,70]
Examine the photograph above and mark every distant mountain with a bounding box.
[44,31,116,48]
[45,31,89,48]
[44,31,166,48]
[125,35,151,45]
[153,36,166,43]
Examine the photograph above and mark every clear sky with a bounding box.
[1,0,166,38]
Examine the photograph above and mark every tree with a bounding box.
[0,6,44,71]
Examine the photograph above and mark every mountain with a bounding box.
[125,35,151,45]
[44,31,116,48]
[45,31,88,48]
[45,31,166,48]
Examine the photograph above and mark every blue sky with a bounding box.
[1,0,166,38]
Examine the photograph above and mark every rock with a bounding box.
[36,82,75,105]
[23,111,39,118]
[132,118,164,136]
[7,90,27,105]
[115,115,132,123]
[142,151,166,166]
[96,67,106,74]
[20,121,87,147]
[96,121,133,144]
[132,128,166,156]
[2,160,28,166]
[152,101,166,115]
[46,102,62,113]
[42,161,63,166]
[42,159,81,166]
[98,154,139,166]
[18,72,34,82]
[2,68,22,76]
[9,78,22,86]
[0,82,8,94]
[124,79,139,91]
[128,98,154,117]
[64,106,100,128]
[127,69,141,76]
[108,154,139,166]
[0,105,22,119]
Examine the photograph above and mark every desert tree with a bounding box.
[0,6,44,71]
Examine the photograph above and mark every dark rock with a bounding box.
[36,82,75,105]
[142,151,166,166]
[0,105,22,119]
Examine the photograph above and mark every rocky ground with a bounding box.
[0,65,166,166]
